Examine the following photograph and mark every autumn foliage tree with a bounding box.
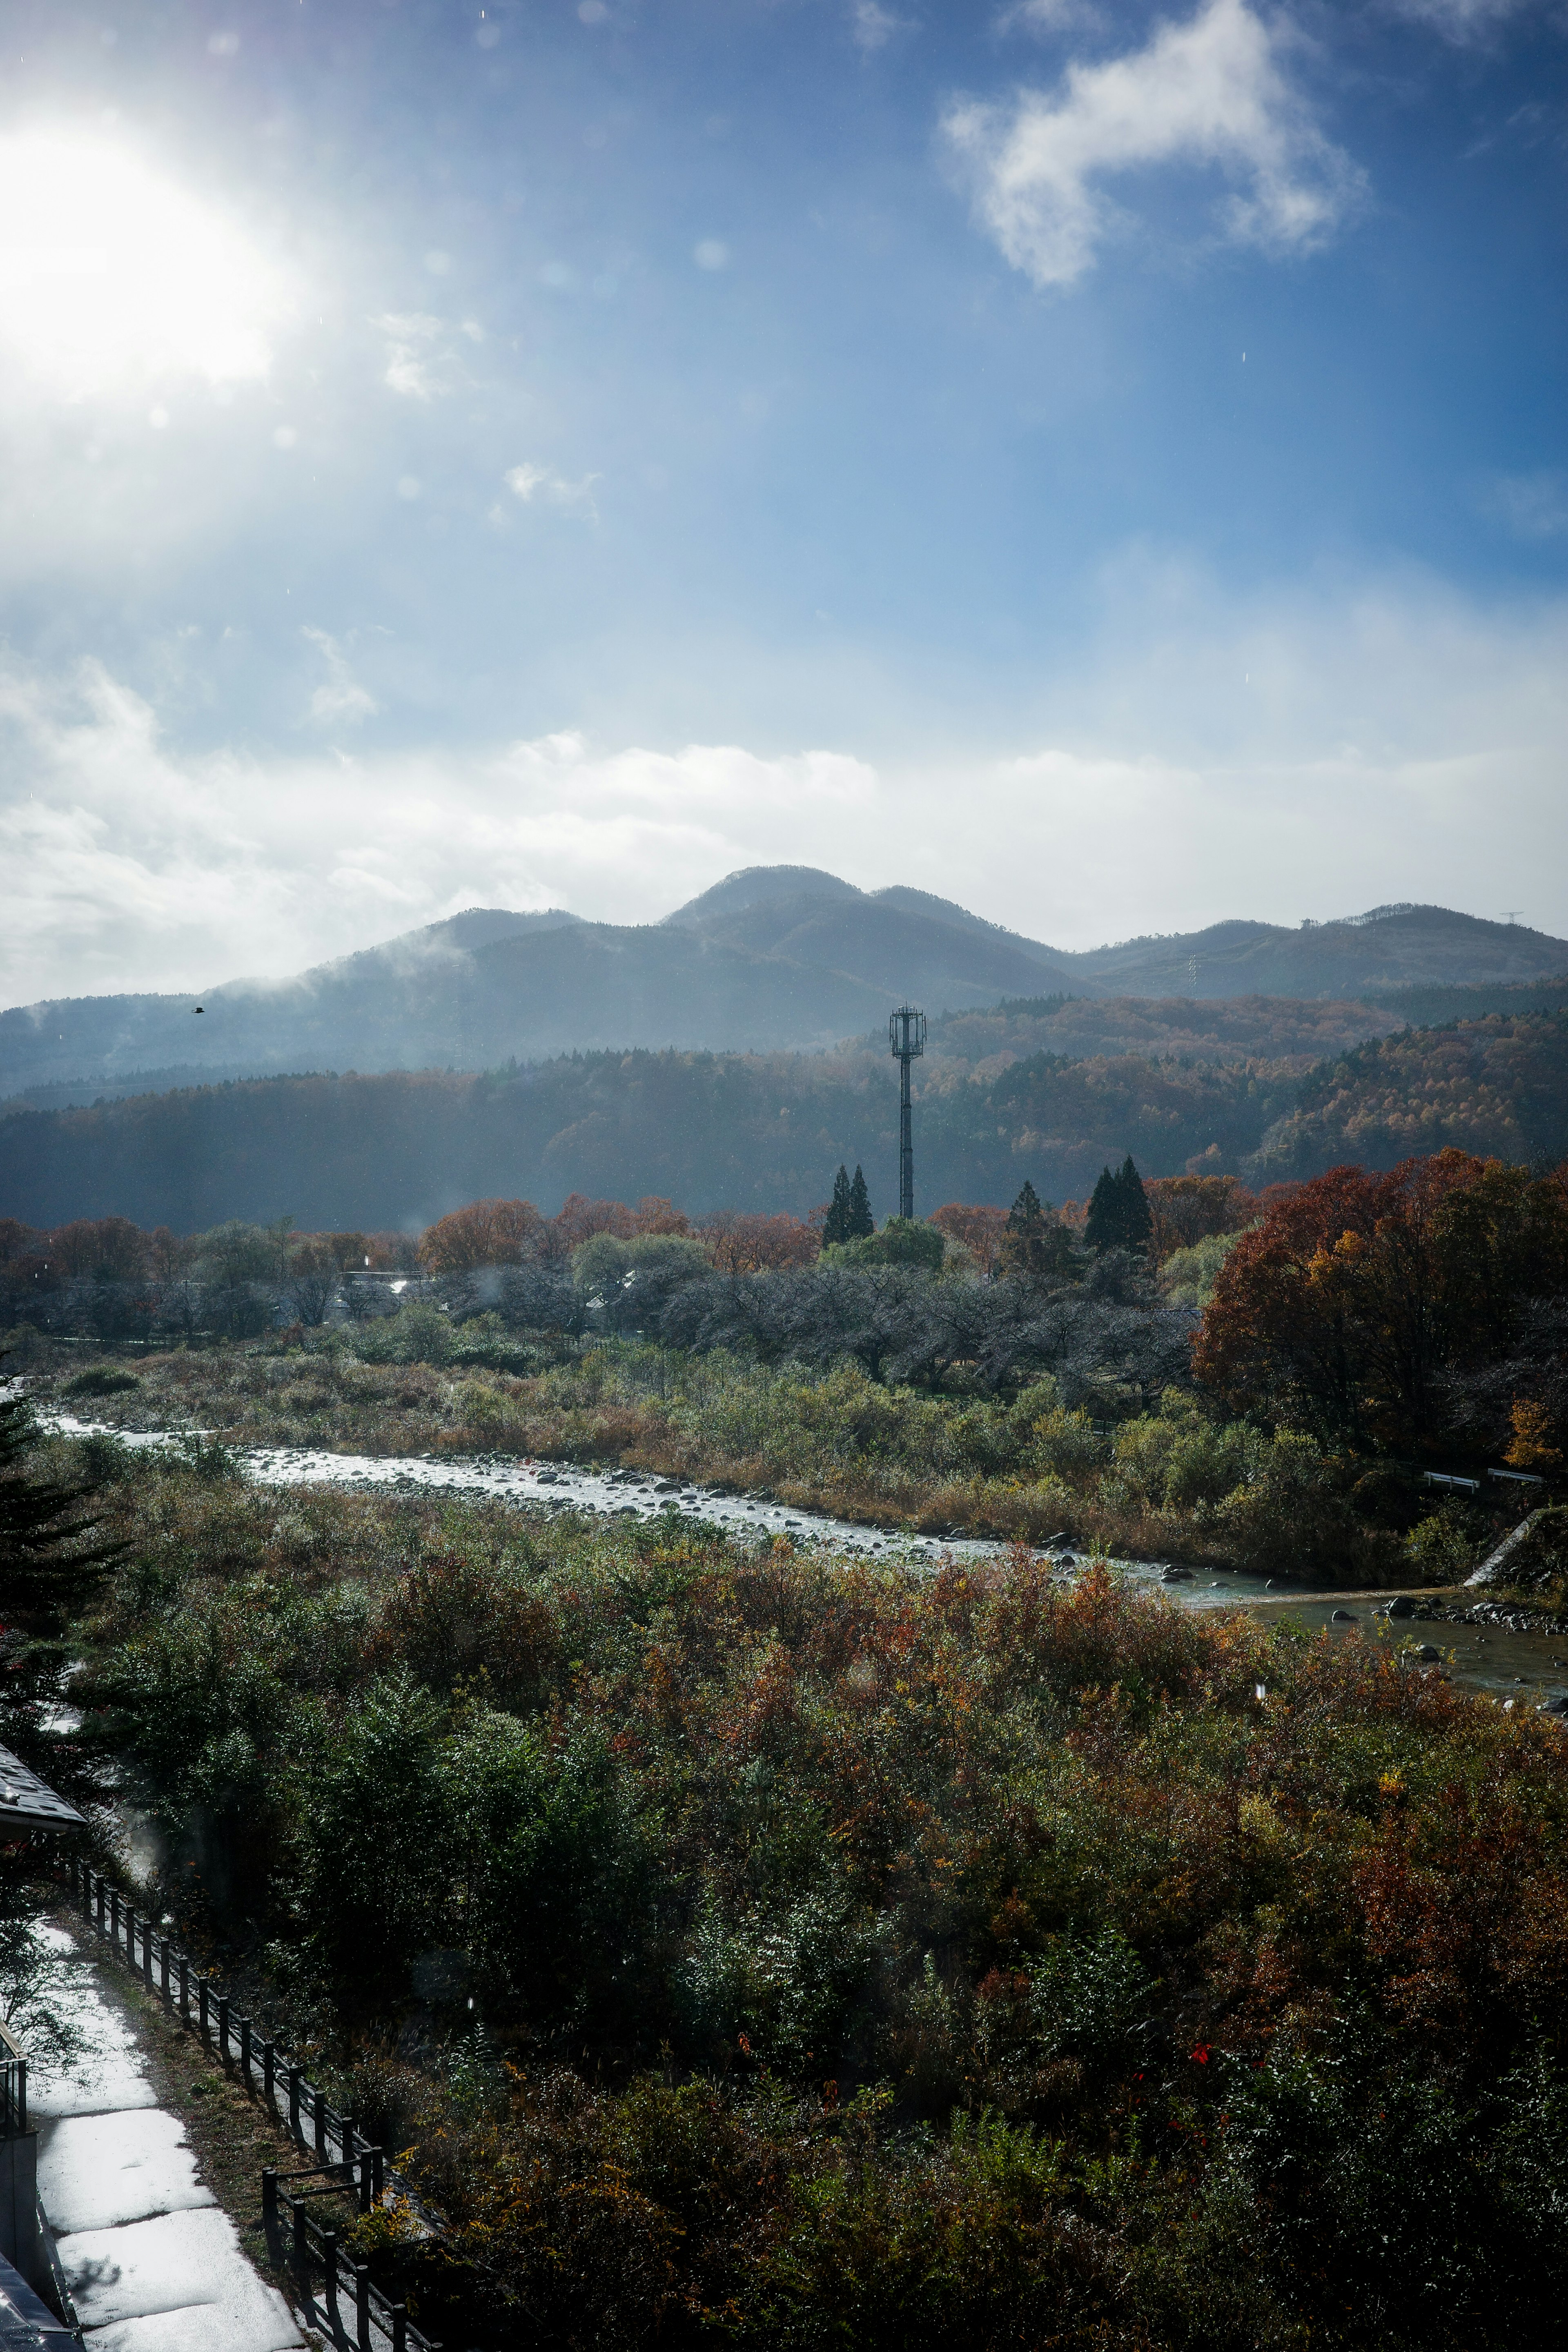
[418,1198,553,1274]
[929,1202,1009,1278]
[1143,1174,1260,1263]
[1193,1149,1568,1451]
[697,1211,820,1274]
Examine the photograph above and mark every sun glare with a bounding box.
[0,130,291,400]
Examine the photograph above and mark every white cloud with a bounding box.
[1481,470,1568,540]
[850,2,908,54]
[373,313,452,400]
[2,572,1566,1004]
[693,238,731,270]
[303,628,379,729]
[504,461,601,516]
[999,0,1100,30]
[943,0,1363,289]
[1392,0,1537,36]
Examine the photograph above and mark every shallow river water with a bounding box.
[47,1413,1568,1717]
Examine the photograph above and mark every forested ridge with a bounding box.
[1,1006,1564,1232]
[1256,1012,1568,1177]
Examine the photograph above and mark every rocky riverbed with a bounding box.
[39,1411,1568,1716]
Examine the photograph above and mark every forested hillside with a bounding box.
[1254,1011,1568,1176]
[6,1005,1564,1232]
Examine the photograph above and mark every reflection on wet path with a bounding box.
[42,1414,1568,1715]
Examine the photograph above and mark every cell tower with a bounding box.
[889,1004,926,1221]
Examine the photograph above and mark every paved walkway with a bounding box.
[31,1925,303,2352]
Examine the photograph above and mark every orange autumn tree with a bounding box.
[1193,1149,1568,1450]
[551,1194,638,1250]
[418,1198,551,1274]
[698,1210,820,1274]
[929,1202,1009,1278]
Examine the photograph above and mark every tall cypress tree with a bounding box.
[1085,1156,1153,1255]
[1084,1166,1121,1253]
[823,1165,854,1247]
[847,1166,874,1238]
[1117,1155,1154,1257]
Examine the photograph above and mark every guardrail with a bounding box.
[63,1858,443,2352]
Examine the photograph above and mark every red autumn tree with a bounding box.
[929,1202,1009,1278]
[1192,1149,1568,1449]
[418,1198,551,1274]
[45,1216,150,1280]
[698,1210,820,1274]
[630,1197,692,1236]
[1143,1174,1260,1263]
[551,1194,637,1250]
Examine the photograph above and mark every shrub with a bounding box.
[63,1366,141,1398]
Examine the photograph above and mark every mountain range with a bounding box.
[3,867,1565,1107]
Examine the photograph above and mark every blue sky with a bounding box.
[1,0,1565,1000]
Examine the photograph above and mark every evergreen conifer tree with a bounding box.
[847,1166,874,1238]
[0,1378,120,1626]
[1000,1180,1077,1286]
[1085,1156,1153,1256]
[1117,1154,1154,1256]
[822,1165,854,1247]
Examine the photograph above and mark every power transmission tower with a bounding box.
[889,1005,926,1221]
[1499,911,1523,926]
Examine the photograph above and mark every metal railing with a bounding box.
[263,2163,425,2352]
[63,1858,442,2352]
[0,2023,27,2139]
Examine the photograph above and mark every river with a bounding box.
[45,1413,1568,1715]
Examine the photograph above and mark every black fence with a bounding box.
[64,1858,443,2352]
[0,2034,26,2139]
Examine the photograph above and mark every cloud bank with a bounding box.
[4,568,1565,1004]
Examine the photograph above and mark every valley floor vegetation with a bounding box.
[4,1136,1567,2347]
[12,1147,1566,1590]
[34,1433,1568,2352]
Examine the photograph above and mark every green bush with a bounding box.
[63,1366,141,1398]
[1159,1231,1238,1309]
[821,1218,947,1273]
[353,1301,453,1365]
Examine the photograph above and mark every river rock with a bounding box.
[1331,1608,1355,1622]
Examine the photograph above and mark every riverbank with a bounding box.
[37,1407,1568,1709]
[27,1334,1466,1589]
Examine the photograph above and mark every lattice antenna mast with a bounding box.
[889,1005,927,1222]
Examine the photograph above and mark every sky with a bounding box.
[1,0,1566,1002]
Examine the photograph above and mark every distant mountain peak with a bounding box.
[662,866,864,927]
